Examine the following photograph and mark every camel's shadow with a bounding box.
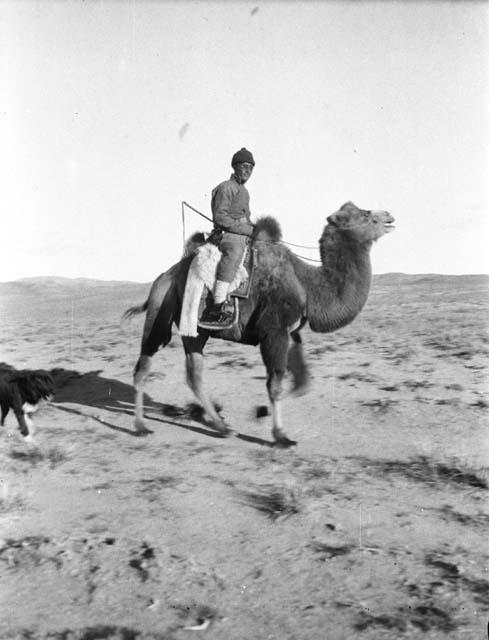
[50,367,142,412]
[48,367,271,443]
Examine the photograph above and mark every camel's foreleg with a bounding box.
[133,355,154,435]
[261,332,297,447]
[183,336,232,436]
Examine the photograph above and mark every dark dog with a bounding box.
[0,364,54,441]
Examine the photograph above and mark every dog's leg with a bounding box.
[24,413,35,437]
[22,414,35,443]
[22,402,39,415]
[13,409,31,439]
[11,388,32,439]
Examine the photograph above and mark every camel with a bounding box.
[124,202,394,447]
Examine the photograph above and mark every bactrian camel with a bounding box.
[124,202,394,447]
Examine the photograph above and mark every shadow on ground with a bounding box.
[0,364,274,444]
[49,367,151,414]
[48,367,240,440]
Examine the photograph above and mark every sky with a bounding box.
[1,0,488,282]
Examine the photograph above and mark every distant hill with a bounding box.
[373,273,489,298]
[1,273,487,293]
[0,274,487,325]
[0,274,487,308]
[0,277,152,323]
[0,276,150,290]
[0,276,151,299]
[373,273,489,286]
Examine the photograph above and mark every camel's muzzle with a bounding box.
[372,210,395,232]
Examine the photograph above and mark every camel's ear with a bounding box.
[339,201,357,212]
[329,202,360,224]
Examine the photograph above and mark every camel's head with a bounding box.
[327,202,395,242]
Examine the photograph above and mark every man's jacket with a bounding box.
[211,174,254,236]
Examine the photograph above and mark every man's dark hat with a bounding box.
[231,148,255,166]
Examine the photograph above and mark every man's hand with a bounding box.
[208,228,224,245]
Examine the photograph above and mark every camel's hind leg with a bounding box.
[131,272,180,434]
[288,330,309,395]
[133,355,154,435]
[261,332,297,448]
[182,336,232,436]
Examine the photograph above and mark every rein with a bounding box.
[181,201,322,263]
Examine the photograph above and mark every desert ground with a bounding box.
[0,273,487,640]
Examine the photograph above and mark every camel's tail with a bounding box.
[122,300,148,323]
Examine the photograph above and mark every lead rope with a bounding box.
[181,201,322,263]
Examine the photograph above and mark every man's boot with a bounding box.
[199,280,234,328]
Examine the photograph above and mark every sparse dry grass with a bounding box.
[434,504,489,527]
[359,398,399,412]
[137,474,182,503]
[423,335,480,360]
[354,455,488,490]
[353,604,458,633]
[403,379,434,390]
[0,274,487,639]
[337,370,378,383]
[3,625,172,640]
[237,485,301,521]
[424,551,489,607]
[309,540,353,559]
[8,445,69,469]
[0,484,25,513]
[45,445,69,468]
[0,535,62,570]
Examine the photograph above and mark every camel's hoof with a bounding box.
[135,429,153,437]
[23,434,36,445]
[134,419,153,436]
[273,436,297,449]
[212,423,234,438]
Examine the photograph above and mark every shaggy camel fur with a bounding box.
[124,202,394,447]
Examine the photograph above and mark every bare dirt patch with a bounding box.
[0,274,487,639]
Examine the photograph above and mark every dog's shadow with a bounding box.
[48,367,238,440]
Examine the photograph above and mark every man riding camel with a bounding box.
[200,147,256,327]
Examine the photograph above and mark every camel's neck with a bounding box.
[292,228,373,333]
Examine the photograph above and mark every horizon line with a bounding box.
[1,271,489,286]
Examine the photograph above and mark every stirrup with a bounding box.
[198,301,235,330]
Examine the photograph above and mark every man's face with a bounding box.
[233,162,254,184]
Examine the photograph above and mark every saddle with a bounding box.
[204,228,255,299]
[179,236,257,337]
